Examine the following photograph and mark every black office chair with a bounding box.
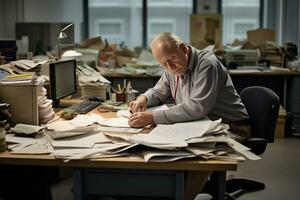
[225,86,280,199]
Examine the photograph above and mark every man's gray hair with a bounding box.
[149,32,183,50]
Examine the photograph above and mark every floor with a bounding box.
[51,137,300,200]
[227,137,300,200]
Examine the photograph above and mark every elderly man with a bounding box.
[129,32,248,128]
[128,32,250,200]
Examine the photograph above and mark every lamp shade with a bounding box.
[58,31,67,39]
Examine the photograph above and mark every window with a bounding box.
[148,19,176,43]
[87,0,192,49]
[88,0,142,48]
[222,0,260,45]
[148,0,193,45]
[95,19,125,44]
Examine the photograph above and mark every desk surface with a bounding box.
[0,151,237,171]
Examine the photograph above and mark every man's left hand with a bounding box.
[128,112,154,128]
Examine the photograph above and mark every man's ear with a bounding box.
[178,43,188,54]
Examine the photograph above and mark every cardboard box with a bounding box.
[275,106,286,138]
[0,84,41,125]
[78,85,108,100]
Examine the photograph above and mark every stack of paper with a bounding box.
[11,60,48,70]
[77,64,110,87]
[45,105,259,162]
[6,134,50,154]
[10,123,44,136]
[38,87,57,124]
[43,114,139,161]
[10,106,260,163]
[0,72,37,84]
[48,132,136,161]
[102,118,260,162]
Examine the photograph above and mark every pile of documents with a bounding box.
[260,41,285,67]
[77,64,110,87]
[6,105,260,163]
[0,59,48,85]
[38,87,57,124]
[0,72,37,84]
[6,124,50,154]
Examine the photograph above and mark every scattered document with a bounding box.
[98,117,130,128]
[10,124,45,136]
[143,149,195,162]
[97,126,143,133]
[69,113,104,127]
[50,132,111,148]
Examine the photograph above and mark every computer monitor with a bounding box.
[49,59,77,107]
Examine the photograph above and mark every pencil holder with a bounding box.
[116,92,126,102]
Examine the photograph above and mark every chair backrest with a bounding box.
[240,86,280,143]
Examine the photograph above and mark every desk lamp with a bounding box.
[57,23,73,59]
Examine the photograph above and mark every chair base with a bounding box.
[225,178,265,199]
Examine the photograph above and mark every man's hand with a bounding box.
[128,112,154,128]
[129,96,147,113]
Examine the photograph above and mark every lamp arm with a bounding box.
[61,23,73,31]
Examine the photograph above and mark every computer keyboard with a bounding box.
[64,101,101,114]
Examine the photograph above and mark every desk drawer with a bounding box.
[80,168,184,198]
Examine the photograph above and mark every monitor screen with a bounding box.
[49,59,77,107]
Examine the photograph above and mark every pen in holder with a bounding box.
[116,92,126,102]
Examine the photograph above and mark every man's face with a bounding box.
[152,43,189,77]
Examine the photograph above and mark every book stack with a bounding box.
[260,41,285,67]
[0,72,36,84]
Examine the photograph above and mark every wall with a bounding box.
[0,0,83,42]
[0,0,24,39]
[281,0,300,48]
[23,0,83,43]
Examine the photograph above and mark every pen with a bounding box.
[123,79,127,93]
[118,84,122,93]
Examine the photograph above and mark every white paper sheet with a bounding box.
[50,132,111,148]
[131,119,221,145]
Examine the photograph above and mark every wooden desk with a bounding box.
[0,111,237,200]
[0,151,236,200]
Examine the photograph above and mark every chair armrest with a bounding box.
[245,137,268,155]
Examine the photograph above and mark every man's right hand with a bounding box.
[129,96,147,113]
